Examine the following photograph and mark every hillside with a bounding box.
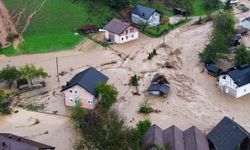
[0,0,19,48]
[1,0,119,55]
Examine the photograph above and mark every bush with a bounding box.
[147,49,158,60]
[0,90,11,114]
[139,103,154,114]
[23,103,45,111]
[95,83,118,111]
[70,106,85,126]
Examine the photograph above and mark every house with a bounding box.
[61,67,109,109]
[81,25,98,34]
[240,17,250,30]
[132,5,161,27]
[218,64,250,98]
[103,18,139,44]
[0,133,55,150]
[147,74,170,97]
[205,64,223,76]
[141,124,209,150]
[207,116,250,150]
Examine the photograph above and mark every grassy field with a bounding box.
[1,0,119,55]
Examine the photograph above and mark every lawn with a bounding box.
[1,0,119,56]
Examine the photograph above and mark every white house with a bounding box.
[240,17,250,30]
[218,64,250,98]
[103,18,139,44]
[132,5,161,27]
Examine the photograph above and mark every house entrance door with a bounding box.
[109,34,114,42]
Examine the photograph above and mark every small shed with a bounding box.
[81,25,98,34]
[173,8,187,16]
[205,64,223,76]
[147,74,170,97]
[240,17,250,30]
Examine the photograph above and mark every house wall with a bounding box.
[240,20,250,30]
[218,75,250,98]
[63,85,97,109]
[105,26,139,44]
[147,12,161,27]
[132,12,160,27]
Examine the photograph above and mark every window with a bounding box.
[130,28,134,33]
[69,89,73,93]
[121,37,124,41]
[244,89,247,92]
[132,35,134,38]
[126,36,128,39]
[70,98,74,101]
[74,89,78,94]
[126,30,128,34]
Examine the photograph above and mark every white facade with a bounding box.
[218,74,250,98]
[105,26,139,44]
[132,12,160,27]
[240,20,250,30]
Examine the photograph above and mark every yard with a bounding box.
[0,0,119,56]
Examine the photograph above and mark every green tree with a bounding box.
[133,120,152,149]
[213,12,235,41]
[223,0,233,11]
[19,64,48,85]
[70,106,85,127]
[234,44,250,66]
[95,83,118,111]
[78,110,135,150]
[0,90,11,114]
[0,65,20,89]
[180,0,193,19]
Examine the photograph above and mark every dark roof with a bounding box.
[227,64,250,87]
[142,125,209,150]
[0,133,55,149]
[205,64,222,74]
[148,84,170,94]
[163,125,185,150]
[236,27,248,35]
[82,25,97,31]
[141,124,164,150]
[183,126,209,150]
[242,17,250,22]
[103,18,130,35]
[132,5,157,20]
[207,116,250,150]
[62,67,109,96]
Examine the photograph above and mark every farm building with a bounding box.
[0,133,55,150]
[147,74,170,97]
[207,116,250,150]
[103,18,139,44]
[141,124,209,150]
[218,64,250,98]
[61,67,109,109]
[240,17,250,30]
[131,5,161,27]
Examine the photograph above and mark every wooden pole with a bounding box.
[56,57,60,82]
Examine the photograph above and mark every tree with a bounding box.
[0,65,20,89]
[70,106,85,127]
[234,44,250,66]
[133,120,152,149]
[204,0,220,19]
[95,83,118,111]
[180,0,193,19]
[223,0,233,11]
[0,90,11,114]
[78,110,136,150]
[213,12,235,41]
[19,64,48,85]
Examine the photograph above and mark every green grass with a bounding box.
[1,0,119,56]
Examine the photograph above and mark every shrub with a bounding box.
[95,83,118,111]
[70,106,85,126]
[139,103,154,114]
[23,103,45,111]
[0,90,11,114]
[0,65,20,89]
[129,75,140,87]
[147,49,158,60]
